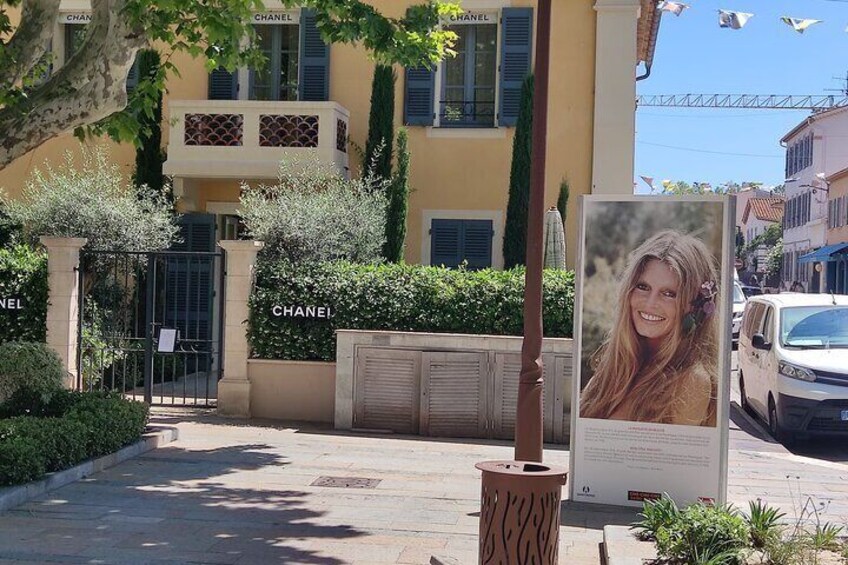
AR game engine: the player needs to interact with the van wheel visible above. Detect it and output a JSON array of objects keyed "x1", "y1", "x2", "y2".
[
  {"x1": 768, "y1": 396, "x2": 794, "y2": 447},
  {"x1": 739, "y1": 372, "x2": 750, "y2": 414}
]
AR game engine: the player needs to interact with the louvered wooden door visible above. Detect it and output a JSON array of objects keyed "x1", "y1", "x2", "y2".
[
  {"x1": 353, "y1": 348, "x2": 421, "y2": 434},
  {"x1": 420, "y1": 352, "x2": 488, "y2": 438},
  {"x1": 491, "y1": 353, "x2": 560, "y2": 442}
]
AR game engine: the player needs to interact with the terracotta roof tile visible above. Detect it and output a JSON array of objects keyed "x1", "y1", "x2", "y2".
[{"x1": 743, "y1": 197, "x2": 784, "y2": 224}]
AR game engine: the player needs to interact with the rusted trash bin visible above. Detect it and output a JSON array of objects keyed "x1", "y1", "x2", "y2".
[{"x1": 476, "y1": 460, "x2": 567, "y2": 565}]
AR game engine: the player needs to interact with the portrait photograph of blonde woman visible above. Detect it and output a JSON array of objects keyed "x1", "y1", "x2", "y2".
[{"x1": 578, "y1": 199, "x2": 726, "y2": 428}]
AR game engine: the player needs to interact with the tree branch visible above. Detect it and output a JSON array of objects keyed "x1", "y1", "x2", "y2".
[
  {"x1": 0, "y1": 0, "x2": 61, "y2": 88},
  {"x1": 0, "y1": 0, "x2": 145, "y2": 169}
]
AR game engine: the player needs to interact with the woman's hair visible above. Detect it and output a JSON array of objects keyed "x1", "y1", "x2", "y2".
[{"x1": 580, "y1": 230, "x2": 719, "y2": 424}]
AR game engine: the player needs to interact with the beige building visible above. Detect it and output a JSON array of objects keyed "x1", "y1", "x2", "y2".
[{"x1": 2, "y1": 0, "x2": 662, "y2": 268}]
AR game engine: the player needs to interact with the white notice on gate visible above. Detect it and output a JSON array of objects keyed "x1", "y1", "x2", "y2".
[{"x1": 158, "y1": 329, "x2": 177, "y2": 353}]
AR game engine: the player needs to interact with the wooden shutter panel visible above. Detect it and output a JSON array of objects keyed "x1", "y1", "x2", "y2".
[
  {"x1": 208, "y1": 68, "x2": 238, "y2": 100},
  {"x1": 420, "y1": 352, "x2": 488, "y2": 438},
  {"x1": 299, "y1": 9, "x2": 330, "y2": 101},
  {"x1": 492, "y1": 352, "x2": 557, "y2": 442},
  {"x1": 498, "y1": 8, "x2": 533, "y2": 127},
  {"x1": 354, "y1": 348, "x2": 421, "y2": 433},
  {"x1": 166, "y1": 214, "x2": 216, "y2": 344},
  {"x1": 404, "y1": 66, "x2": 435, "y2": 126},
  {"x1": 462, "y1": 220, "x2": 493, "y2": 270},
  {"x1": 430, "y1": 219, "x2": 462, "y2": 267}
]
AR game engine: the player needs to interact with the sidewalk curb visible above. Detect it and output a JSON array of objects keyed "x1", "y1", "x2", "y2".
[
  {"x1": 0, "y1": 426, "x2": 178, "y2": 513},
  {"x1": 602, "y1": 525, "x2": 656, "y2": 565}
]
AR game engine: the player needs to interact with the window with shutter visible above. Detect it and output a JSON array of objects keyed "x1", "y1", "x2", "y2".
[
  {"x1": 439, "y1": 23, "x2": 497, "y2": 127},
  {"x1": 430, "y1": 218, "x2": 493, "y2": 269},
  {"x1": 250, "y1": 23, "x2": 299, "y2": 101},
  {"x1": 208, "y1": 68, "x2": 239, "y2": 100},
  {"x1": 404, "y1": 66, "x2": 436, "y2": 126}
]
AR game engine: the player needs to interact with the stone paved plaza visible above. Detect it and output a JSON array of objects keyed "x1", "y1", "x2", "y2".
[{"x1": 0, "y1": 402, "x2": 846, "y2": 564}]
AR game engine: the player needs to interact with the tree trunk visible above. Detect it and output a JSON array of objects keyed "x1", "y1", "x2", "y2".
[{"x1": 0, "y1": 0, "x2": 145, "y2": 170}]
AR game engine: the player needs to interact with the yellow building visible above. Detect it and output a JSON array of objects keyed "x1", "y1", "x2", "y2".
[{"x1": 1, "y1": 0, "x2": 661, "y2": 268}]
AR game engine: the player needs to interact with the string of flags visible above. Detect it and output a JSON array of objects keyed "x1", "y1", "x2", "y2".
[{"x1": 657, "y1": 1, "x2": 836, "y2": 33}]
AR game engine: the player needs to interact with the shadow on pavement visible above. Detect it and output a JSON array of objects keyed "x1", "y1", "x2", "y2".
[
  {"x1": 2, "y1": 441, "x2": 365, "y2": 564},
  {"x1": 560, "y1": 500, "x2": 640, "y2": 529}
]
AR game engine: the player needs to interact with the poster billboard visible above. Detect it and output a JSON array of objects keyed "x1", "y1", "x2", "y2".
[{"x1": 569, "y1": 195, "x2": 734, "y2": 507}]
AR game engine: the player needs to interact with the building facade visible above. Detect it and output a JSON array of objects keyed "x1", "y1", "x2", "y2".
[
  {"x1": 780, "y1": 106, "x2": 848, "y2": 292},
  {"x1": 1, "y1": 0, "x2": 661, "y2": 268},
  {"x1": 740, "y1": 196, "x2": 783, "y2": 287},
  {"x1": 823, "y1": 167, "x2": 848, "y2": 294}
]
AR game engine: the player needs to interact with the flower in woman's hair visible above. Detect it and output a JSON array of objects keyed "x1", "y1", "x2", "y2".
[{"x1": 702, "y1": 300, "x2": 716, "y2": 316}]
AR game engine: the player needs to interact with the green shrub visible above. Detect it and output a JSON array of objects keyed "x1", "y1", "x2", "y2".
[
  {"x1": 652, "y1": 503, "x2": 749, "y2": 564},
  {"x1": 0, "y1": 392, "x2": 149, "y2": 486},
  {"x1": 249, "y1": 261, "x2": 574, "y2": 360},
  {"x1": 744, "y1": 499, "x2": 785, "y2": 549},
  {"x1": 0, "y1": 244, "x2": 47, "y2": 343},
  {"x1": 239, "y1": 161, "x2": 387, "y2": 264},
  {"x1": 632, "y1": 494, "x2": 680, "y2": 541},
  {"x1": 0, "y1": 342, "x2": 65, "y2": 403},
  {"x1": 5, "y1": 149, "x2": 178, "y2": 253}
]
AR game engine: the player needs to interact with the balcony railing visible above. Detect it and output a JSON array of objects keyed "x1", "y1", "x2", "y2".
[
  {"x1": 438, "y1": 100, "x2": 496, "y2": 128},
  {"x1": 164, "y1": 100, "x2": 350, "y2": 179}
]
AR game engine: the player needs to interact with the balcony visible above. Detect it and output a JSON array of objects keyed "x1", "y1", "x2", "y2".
[{"x1": 163, "y1": 100, "x2": 350, "y2": 179}]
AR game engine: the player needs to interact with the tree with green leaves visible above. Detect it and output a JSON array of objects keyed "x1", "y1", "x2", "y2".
[
  {"x1": 364, "y1": 64, "x2": 395, "y2": 184},
  {"x1": 503, "y1": 74, "x2": 533, "y2": 269},
  {"x1": 557, "y1": 180, "x2": 569, "y2": 224},
  {"x1": 132, "y1": 48, "x2": 164, "y2": 195},
  {"x1": 383, "y1": 128, "x2": 410, "y2": 263},
  {"x1": 0, "y1": 0, "x2": 460, "y2": 170}
]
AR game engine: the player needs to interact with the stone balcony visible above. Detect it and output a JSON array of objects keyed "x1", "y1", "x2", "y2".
[{"x1": 163, "y1": 100, "x2": 350, "y2": 180}]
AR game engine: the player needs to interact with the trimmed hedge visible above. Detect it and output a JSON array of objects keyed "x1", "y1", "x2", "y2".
[
  {"x1": 249, "y1": 261, "x2": 574, "y2": 361},
  {"x1": 0, "y1": 244, "x2": 47, "y2": 343},
  {"x1": 0, "y1": 391, "x2": 149, "y2": 486}
]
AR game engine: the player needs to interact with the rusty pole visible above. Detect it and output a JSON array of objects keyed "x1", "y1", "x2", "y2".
[{"x1": 514, "y1": 0, "x2": 551, "y2": 463}]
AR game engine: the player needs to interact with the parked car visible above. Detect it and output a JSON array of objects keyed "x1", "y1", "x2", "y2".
[
  {"x1": 738, "y1": 293, "x2": 848, "y2": 444},
  {"x1": 740, "y1": 285, "x2": 763, "y2": 299},
  {"x1": 732, "y1": 281, "x2": 746, "y2": 346}
]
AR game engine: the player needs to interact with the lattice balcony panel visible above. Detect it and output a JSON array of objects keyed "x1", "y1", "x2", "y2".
[
  {"x1": 336, "y1": 119, "x2": 348, "y2": 153},
  {"x1": 184, "y1": 114, "x2": 244, "y2": 146},
  {"x1": 259, "y1": 115, "x2": 320, "y2": 148}
]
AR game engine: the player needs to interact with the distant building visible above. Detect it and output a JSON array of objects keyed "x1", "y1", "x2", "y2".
[
  {"x1": 780, "y1": 106, "x2": 848, "y2": 292},
  {"x1": 740, "y1": 196, "x2": 784, "y2": 286},
  {"x1": 823, "y1": 167, "x2": 848, "y2": 294},
  {"x1": 735, "y1": 186, "x2": 773, "y2": 235}
]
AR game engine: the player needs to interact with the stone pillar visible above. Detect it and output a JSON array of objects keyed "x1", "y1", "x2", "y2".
[
  {"x1": 217, "y1": 240, "x2": 264, "y2": 418},
  {"x1": 591, "y1": 0, "x2": 640, "y2": 195},
  {"x1": 40, "y1": 237, "x2": 88, "y2": 389}
]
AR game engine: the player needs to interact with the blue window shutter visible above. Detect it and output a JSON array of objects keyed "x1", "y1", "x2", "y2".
[
  {"x1": 498, "y1": 7, "x2": 533, "y2": 127},
  {"x1": 404, "y1": 66, "x2": 435, "y2": 126},
  {"x1": 461, "y1": 220, "x2": 493, "y2": 270},
  {"x1": 208, "y1": 68, "x2": 238, "y2": 100},
  {"x1": 299, "y1": 9, "x2": 330, "y2": 101},
  {"x1": 431, "y1": 219, "x2": 462, "y2": 267},
  {"x1": 171, "y1": 213, "x2": 216, "y2": 253}
]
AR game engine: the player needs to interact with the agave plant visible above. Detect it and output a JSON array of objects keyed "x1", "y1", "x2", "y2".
[{"x1": 744, "y1": 499, "x2": 786, "y2": 549}]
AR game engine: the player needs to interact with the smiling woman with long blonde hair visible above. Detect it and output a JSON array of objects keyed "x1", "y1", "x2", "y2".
[{"x1": 580, "y1": 230, "x2": 720, "y2": 426}]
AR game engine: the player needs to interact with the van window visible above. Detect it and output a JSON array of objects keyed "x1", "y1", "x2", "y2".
[
  {"x1": 762, "y1": 307, "x2": 774, "y2": 343},
  {"x1": 743, "y1": 302, "x2": 765, "y2": 337}
]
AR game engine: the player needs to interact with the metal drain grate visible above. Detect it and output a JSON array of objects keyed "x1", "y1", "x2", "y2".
[{"x1": 311, "y1": 476, "x2": 381, "y2": 489}]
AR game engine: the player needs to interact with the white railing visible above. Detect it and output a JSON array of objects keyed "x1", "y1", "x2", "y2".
[{"x1": 164, "y1": 100, "x2": 350, "y2": 179}]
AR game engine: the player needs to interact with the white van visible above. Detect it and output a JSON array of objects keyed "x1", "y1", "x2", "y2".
[
  {"x1": 732, "y1": 281, "x2": 746, "y2": 345},
  {"x1": 738, "y1": 293, "x2": 848, "y2": 444}
]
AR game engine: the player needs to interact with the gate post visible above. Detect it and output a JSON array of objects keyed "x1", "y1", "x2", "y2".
[
  {"x1": 217, "y1": 240, "x2": 264, "y2": 418},
  {"x1": 39, "y1": 237, "x2": 88, "y2": 389}
]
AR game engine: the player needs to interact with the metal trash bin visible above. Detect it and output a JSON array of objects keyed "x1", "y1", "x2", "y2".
[{"x1": 476, "y1": 460, "x2": 568, "y2": 565}]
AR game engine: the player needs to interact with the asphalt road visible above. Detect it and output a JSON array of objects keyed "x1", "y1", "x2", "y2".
[{"x1": 729, "y1": 350, "x2": 848, "y2": 463}]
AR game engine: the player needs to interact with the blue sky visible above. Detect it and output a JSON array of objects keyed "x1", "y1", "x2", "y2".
[{"x1": 635, "y1": 0, "x2": 848, "y2": 193}]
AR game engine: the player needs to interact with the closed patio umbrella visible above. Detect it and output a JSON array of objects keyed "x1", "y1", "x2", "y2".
[{"x1": 542, "y1": 206, "x2": 565, "y2": 269}]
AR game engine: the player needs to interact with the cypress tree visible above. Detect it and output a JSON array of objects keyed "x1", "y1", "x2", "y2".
[
  {"x1": 383, "y1": 128, "x2": 410, "y2": 262},
  {"x1": 502, "y1": 75, "x2": 534, "y2": 269},
  {"x1": 364, "y1": 64, "x2": 396, "y2": 185},
  {"x1": 557, "y1": 180, "x2": 569, "y2": 224},
  {"x1": 133, "y1": 49, "x2": 165, "y2": 195}
]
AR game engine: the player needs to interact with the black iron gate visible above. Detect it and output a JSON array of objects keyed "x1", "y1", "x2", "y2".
[{"x1": 77, "y1": 249, "x2": 225, "y2": 406}]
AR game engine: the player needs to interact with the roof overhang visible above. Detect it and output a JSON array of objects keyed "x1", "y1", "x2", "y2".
[{"x1": 636, "y1": 0, "x2": 662, "y2": 71}]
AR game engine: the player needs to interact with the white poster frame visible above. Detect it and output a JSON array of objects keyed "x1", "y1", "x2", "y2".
[{"x1": 568, "y1": 194, "x2": 735, "y2": 508}]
